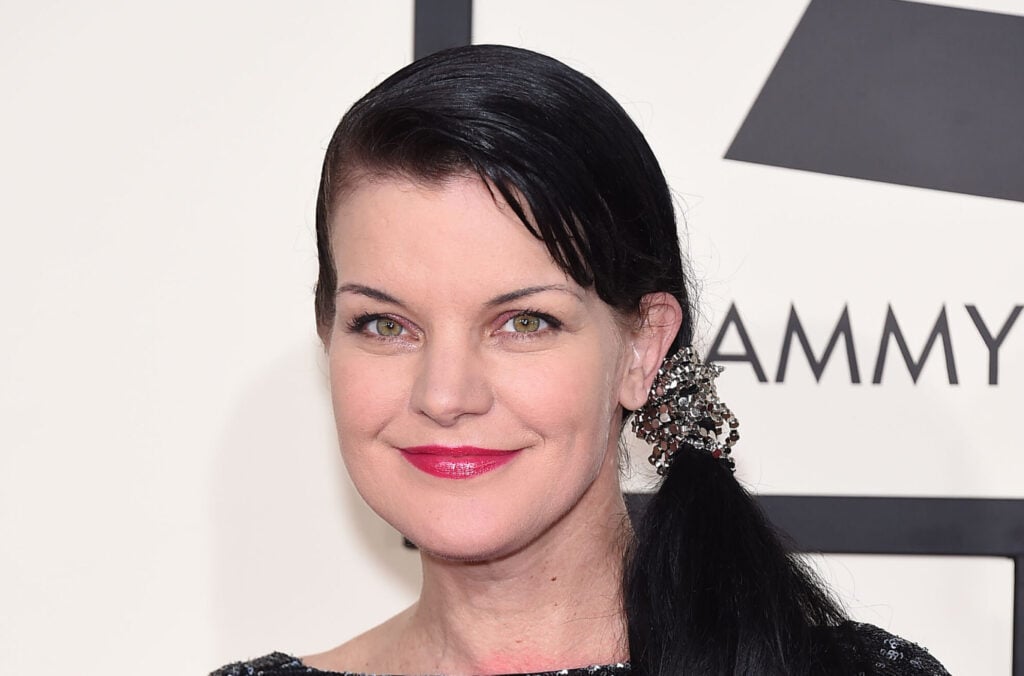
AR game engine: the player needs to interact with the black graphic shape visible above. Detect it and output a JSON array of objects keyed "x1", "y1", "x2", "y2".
[
  {"x1": 726, "y1": 0, "x2": 1024, "y2": 203},
  {"x1": 625, "y1": 493, "x2": 1024, "y2": 675},
  {"x1": 414, "y1": 0, "x2": 473, "y2": 60}
]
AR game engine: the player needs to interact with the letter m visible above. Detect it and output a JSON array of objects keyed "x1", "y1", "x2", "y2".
[
  {"x1": 872, "y1": 305, "x2": 958, "y2": 384},
  {"x1": 775, "y1": 305, "x2": 860, "y2": 383}
]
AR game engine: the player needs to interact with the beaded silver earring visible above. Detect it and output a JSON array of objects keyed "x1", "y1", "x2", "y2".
[{"x1": 631, "y1": 346, "x2": 739, "y2": 475}]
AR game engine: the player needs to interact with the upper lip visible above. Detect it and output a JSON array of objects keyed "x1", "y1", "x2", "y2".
[{"x1": 399, "y1": 445, "x2": 519, "y2": 456}]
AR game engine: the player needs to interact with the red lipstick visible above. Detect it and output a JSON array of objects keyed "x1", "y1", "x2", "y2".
[{"x1": 399, "y1": 445, "x2": 520, "y2": 479}]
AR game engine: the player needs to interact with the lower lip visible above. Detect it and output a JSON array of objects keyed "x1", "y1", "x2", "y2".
[{"x1": 399, "y1": 447, "x2": 520, "y2": 479}]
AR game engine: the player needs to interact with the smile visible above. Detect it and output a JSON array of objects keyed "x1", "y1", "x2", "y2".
[{"x1": 399, "y1": 445, "x2": 521, "y2": 479}]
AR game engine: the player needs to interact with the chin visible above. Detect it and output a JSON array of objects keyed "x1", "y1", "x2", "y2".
[
  {"x1": 399, "y1": 508, "x2": 546, "y2": 563},
  {"x1": 413, "y1": 540, "x2": 511, "y2": 563}
]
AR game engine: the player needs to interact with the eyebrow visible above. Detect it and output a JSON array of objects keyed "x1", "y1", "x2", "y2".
[
  {"x1": 336, "y1": 283, "x2": 407, "y2": 308},
  {"x1": 484, "y1": 285, "x2": 581, "y2": 307},
  {"x1": 336, "y1": 283, "x2": 580, "y2": 309}
]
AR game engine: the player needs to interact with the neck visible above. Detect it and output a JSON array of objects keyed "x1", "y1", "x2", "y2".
[{"x1": 403, "y1": 471, "x2": 631, "y2": 675}]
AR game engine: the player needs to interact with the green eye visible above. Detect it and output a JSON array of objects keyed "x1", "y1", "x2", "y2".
[
  {"x1": 511, "y1": 314, "x2": 542, "y2": 333},
  {"x1": 375, "y1": 318, "x2": 403, "y2": 336}
]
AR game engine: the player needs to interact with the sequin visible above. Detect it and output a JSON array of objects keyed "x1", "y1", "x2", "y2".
[
  {"x1": 209, "y1": 655, "x2": 629, "y2": 676},
  {"x1": 210, "y1": 621, "x2": 949, "y2": 675}
]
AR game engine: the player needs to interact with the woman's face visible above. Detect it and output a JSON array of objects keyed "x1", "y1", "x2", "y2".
[{"x1": 326, "y1": 175, "x2": 638, "y2": 561}]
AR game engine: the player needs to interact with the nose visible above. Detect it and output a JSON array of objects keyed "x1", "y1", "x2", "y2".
[{"x1": 409, "y1": 336, "x2": 494, "y2": 426}]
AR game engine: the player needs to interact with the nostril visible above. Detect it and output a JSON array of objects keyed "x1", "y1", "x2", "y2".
[{"x1": 409, "y1": 348, "x2": 493, "y2": 424}]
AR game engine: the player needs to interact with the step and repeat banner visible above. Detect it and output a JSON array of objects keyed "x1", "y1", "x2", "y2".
[
  {"x1": 1, "y1": 2, "x2": 1019, "y2": 675},
  {"x1": 469, "y1": 4, "x2": 1020, "y2": 675}
]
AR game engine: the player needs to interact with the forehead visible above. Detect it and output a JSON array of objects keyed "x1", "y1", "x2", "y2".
[{"x1": 329, "y1": 175, "x2": 575, "y2": 295}]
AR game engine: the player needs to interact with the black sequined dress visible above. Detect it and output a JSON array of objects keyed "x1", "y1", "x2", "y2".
[{"x1": 211, "y1": 621, "x2": 950, "y2": 676}]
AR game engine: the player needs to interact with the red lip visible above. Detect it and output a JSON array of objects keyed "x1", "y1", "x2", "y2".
[{"x1": 399, "y1": 445, "x2": 520, "y2": 479}]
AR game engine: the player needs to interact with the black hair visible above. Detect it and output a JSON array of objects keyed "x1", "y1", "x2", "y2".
[{"x1": 314, "y1": 44, "x2": 847, "y2": 675}]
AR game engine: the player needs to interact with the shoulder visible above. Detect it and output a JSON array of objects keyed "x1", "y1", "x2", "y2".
[
  {"x1": 209, "y1": 651, "x2": 341, "y2": 676},
  {"x1": 824, "y1": 621, "x2": 951, "y2": 676},
  {"x1": 213, "y1": 609, "x2": 413, "y2": 676}
]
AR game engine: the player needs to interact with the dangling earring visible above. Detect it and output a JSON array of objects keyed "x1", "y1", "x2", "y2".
[{"x1": 631, "y1": 346, "x2": 739, "y2": 475}]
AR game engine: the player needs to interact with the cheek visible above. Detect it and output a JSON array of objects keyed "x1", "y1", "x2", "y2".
[
  {"x1": 328, "y1": 349, "x2": 408, "y2": 447},
  {"x1": 496, "y1": 341, "x2": 624, "y2": 452},
  {"x1": 327, "y1": 348, "x2": 415, "y2": 511}
]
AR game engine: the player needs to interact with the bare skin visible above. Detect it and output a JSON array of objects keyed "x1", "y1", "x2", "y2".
[
  {"x1": 305, "y1": 176, "x2": 680, "y2": 676},
  {"x1": 306, "y1": 445, "x2": 629, "y2": 675}
]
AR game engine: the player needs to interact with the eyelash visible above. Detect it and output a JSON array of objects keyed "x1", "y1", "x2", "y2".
[
  {"x1": 344, "y1": 309, "x2": 563, "y2": 341},
  {"x1": 499, "y1": 309, "x2": 563, "y2": 337},
  {"x1": 346, "y1": 312, "x2": 409, "y2": 339}
]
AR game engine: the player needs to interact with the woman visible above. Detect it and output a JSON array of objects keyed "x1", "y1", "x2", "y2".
[{"x1": 214, "y1": 45, "x2": 949, "y2": 675}]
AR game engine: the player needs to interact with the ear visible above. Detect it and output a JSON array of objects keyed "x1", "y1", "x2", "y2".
[{"x1": 618, "y1": 292, "x2": 683, "y2": 410}]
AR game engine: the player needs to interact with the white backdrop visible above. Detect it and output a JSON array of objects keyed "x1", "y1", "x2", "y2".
[{"x1": 1, "y1": 2, "x2": 1020, "y2": 675}]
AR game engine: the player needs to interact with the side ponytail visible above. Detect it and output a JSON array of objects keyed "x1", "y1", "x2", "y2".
[{"x1": 624, "y1": 447, "x2": 847, "y2": 675}]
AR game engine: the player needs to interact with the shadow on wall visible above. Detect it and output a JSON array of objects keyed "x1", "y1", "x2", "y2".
[{"x1": 210, "y1": 342, "x2": 420, "y2": 658}]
